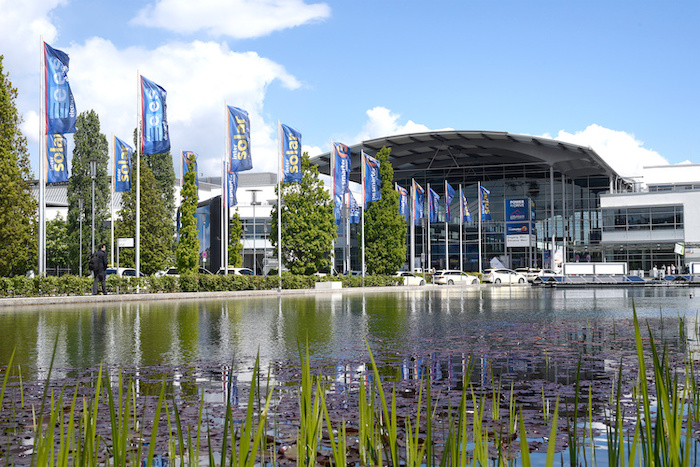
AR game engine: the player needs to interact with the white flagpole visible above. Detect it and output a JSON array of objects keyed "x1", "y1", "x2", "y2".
[
  {"x1": 110, "y1": 134, "x2": 115, "y2": 267},
  {"x1": 39, "y1": 39, "x2": 46, "y2": 276},
  {"x1": 330, "y1": 141, "x2": 336, "y2": 274},
  {"x1": 277, "y1": 122, "x2": 282, "y2": 287},
  {"x1": 410, "y1": 180, "x2": 415, "y2": 273},
  {"x1": 427, "y1": 183, "x2": 432, "y2": 273},
  {"x1": 221, "y1": 159, "x2": 226, "y2": 273},
  {"x1": 345, "y1": 191, "x2": 350, "y2": 273},
  {"x1": 459, "y1": 184, "x2": 463, "y2": 272},
  {"x1": 478, "y1": 181, "x2": 483, "y2": 274},
  {"x1": 361, "y1": 151, "x2": 366, "y2": 281},
  {"x1": 135, "y1": 74, "x2": 141, "y2": 279},
  {"x1": 444, "y1": 180, "x2": 449, "y2": 270}
]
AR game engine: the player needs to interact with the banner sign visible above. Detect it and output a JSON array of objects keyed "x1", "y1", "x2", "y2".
[
  {"x1": 114, "y1": 136, "x2": 133, "y2": 192},
  {"x1": 445, "y1": 182, "x2": 455, "y2": 220},
  {"x1": 505, "y1": 222, "x2": 534, "y2": 248},
  {"x1": 140, "y1": 76, "x2": 170, "y2": 155},
  {"x1": 44, "y1": 42, "x2": 76, "y2": 134},
  {"x1": 281, "y1": 123, "x2": 302, "y2": 183},
  {"x1": 348, "y1": 192, "x2": 361, "y2": 224},
  {"x1": 333, "y1": 142, "x2": 350, "y2": 197},
  {"x1": 334, "y1": 194, "x2": 342, "y2": 225},
  {"x1": 413, "y1": 181, "x2": 424, "y2": 225},
  {"x1": 429, "y1": 187, "x2": 440, "y2": 223},
  {"x1": 227, "y1": 170, "x2": 238, "y2": 207},
  {"x1": 480, "y1": 185, "x2": 491, "y2": 221},
  {"x1": 228, "y1": 106, "x2": 252, "y2": 172},
  {"x1": 506, "y1": 198, "x2": 533, "y2": 222},
  {"x1": 397, "y1": 184, "x2": 409, "y2": 222},
  {"x1": 363, "y1": 152, "x2": 381, "y2": 206},
  {"x1": 461, "y1": 190, "x2": 472, "y2": 223},
  {"x1": 182, "y1": 151, "x2": 199, "y2": 189},
  {"x1": 46, "y1": 134, "x2": 68, "y2": 183}
]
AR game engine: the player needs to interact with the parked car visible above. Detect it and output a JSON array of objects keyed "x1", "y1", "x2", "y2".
[
  {"x1": 482, "y1": 268, "x2": 527, "y2": 284},
  {"x1": 216, "y1": 267, "x2": 254, "y2": 275},
  {"x1": 106, "y1": 267, "x2": 145, "y2": 278},
  {"x1": 527, "y1": 268, "x2": 559, "y2": 282},
  {"x1": 432, "y1": 270, "x2": 479, "y2": 285},
  {"x1": 155, "y1": 267, "x2": 212, "y2": 277},
  {"x1": 394, "y1": 271, "x2": 426, "y2": 286}
]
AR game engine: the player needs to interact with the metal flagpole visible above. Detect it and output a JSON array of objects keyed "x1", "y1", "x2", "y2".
[
  {"x1": 427, "y1": 183, "x2": 432, "y2": 273},
  {"x1": 39, "y1": 39, "x2": 46, "y2": 275},
  {"x1": 410, "y1": 180, "x2": 415, "y2": 272},
  {"x1": 459, "y1": 185, "x2": 463, "y2": 272},
  {"x1": 110, "y1": 134, "x2": 115, "y2": 267},
  {"x1": 361, "y1": 151, "x2": 366, "y2": 282},
  {"x1": 478, "y1": 181, "x2": 483, "y2": 274},
  {"x1": 135, "y1": 73, "x2": 141, "y2": 279},
  {"x1": 445, "y1": 180, "x2": 449, "y2": 270},
  {"x1": 330, "y1": 140, "x2": 336, "y2": 274},
  {"x1": 345, "y1": 192, "x2": 350, "y2": 273},
  {"x1": 221, "y1": 160, "x2": 226, "y2": 273},
  {"x1": 277, "y1": 122, "x2": 282, "y2": 288}
]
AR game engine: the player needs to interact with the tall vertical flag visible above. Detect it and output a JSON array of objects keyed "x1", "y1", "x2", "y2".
[
  {"x1": 44, "y1": 43, "x2": 77, "y2": 135},
  {"x1": 114, "y1": 137, "x2": 133, "y2": 192},
  {"x1": 281, "y1": 123, "x2": 302, "y2": 183},
  {"x1": 348, "y1": 192, "x2": 361, "y2": 224},
  {"x1": 480, "y1": 185, "x2": 491, "y2": 221},
  {"x1": 413, "y1": 181, "x2": 424, "y2": 225},
  {"x1": 428, "y1": 187, "x2": 440, "y2": 223},
  {"x1": 444, "y1": 182, "x2": 455, "y2": 270},
  {"x1": 461, "y1": 189, "x2": 472, "y2": 223},
  {"x1": 46, "y1": 134, "x2": 69, "y2": 183},
  {"x1": 140, "y1": 76, "x2": 170, "y2": 155},
  {"x1": 397, "y1": 184, "x2": 409, "y2": 222},
  {"x1": 363, "y1": 152, "x2": 382, "y2": 208},
  {"x1": 333, "y1": 142, "x2": 351, "y2": 225},
  {"x1": 227, "y1": 170, "x2": 238, "y2": 207},
  {"x1": 182, "y1": 151, "x2": 199, "y2": 189},
  {"x1": 228, "y1": 106, "x2": 252, "y2": 172}
]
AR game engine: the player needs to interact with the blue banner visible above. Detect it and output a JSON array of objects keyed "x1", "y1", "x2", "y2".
[
  {"x1": 281, "y1": 123, "x2": 302, "y2": 183},
  {"x1": 333, "y1": 142, "x2": 350, "y2": 197},
  {"x1": 44, "y1": 43, "x2": 76, "y2": 134},
  {"x1": 334, "y1": 194, "x2": 342, "y2": 225},
  {"x1": 429, "y1": 187, "x2": 440, "y2": 223},
  {"x1": 182, "y1": 151, "x2": 199, "y2": 189},
  {"x1": 413, "y1": 181, "x2": 424, "y2": 225},
  {"x1": 506, "y1": 198, "x2": 531, "y2": 222},
  {"x1": 227, "y1": 170, "x2": 238, "y2": 207},
  {"x1": 397, "y1": 184, "x2": 409, "y2": 222},
  {"x1": 228, "y1": 106, "x2": 252, "y2": 172},
  {"x1": 445, "y1": 182, "x2": 455, "y2": 220},
  {"x1": 480, "y1": 185, "x2": 491, "y2": 221},
  {"x1": 46, "y1": 134, "x2": 68, "y2": 183},
  {"x1": 348, "y1": 192, "x2": 361, "y2": 224},
  {"x1": 140, "y1": 76, "x2": 170, "y2": 155},
  {"x1": 114, "y1": 137, "x2": 133, "y2": 192},
  {"x1": 461, "y1": 190, "x2": 472, "y2": 223},
  {"x1": 363, "y1": 152, "x2": 381, "y2": 207}
]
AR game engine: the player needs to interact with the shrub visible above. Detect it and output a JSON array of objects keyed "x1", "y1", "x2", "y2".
[{"x1": 179, "y1": 272, "x2": 199, "y2": 292}]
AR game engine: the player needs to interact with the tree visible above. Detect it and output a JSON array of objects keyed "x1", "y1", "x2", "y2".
[
  {"x1": 66, "y1": 110, "x2": 109, "y2": 273},
  {"x1": 270, "y1": 153, "x2": 336, "y2": 275},
  {"x1": 116, "y1": 162, "x2": 175, "y2": 274},
  {"x1": 0, "y1": 56, "x2": 37, "y2": 276},
  {"x1": 175, "y1": 159, "x2": 199, "y2": 274},
  {"x1": 132, "y1": 128, "x2": 177, "y2": 217},
  {"x1": 228, "y1": 209, "x2": 243, "y2": 267},
  {"x1": 365, "y1": 147, "x2": 407, "y2": 275},
  {"x1": 46, "y1": 213, "x2": 70, "y2": 271}
]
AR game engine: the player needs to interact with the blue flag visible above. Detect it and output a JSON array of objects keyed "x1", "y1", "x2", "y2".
[
  {"x1": 114, "y1": 136, "x2": 133, "y2": 192},
  {"x1": 140, "y1": 76, "x2": 170, "y2": 155},
  {"x1": 413, "y1": 181, "x2": 424, "y2": 225},
  {"x1": 227, "y1": 170, "x2": 238, "y2": 207},
  {"x1": 348, "y1": 192, "x2": 361, "y2": 224},
  {"x1": 44, "y1": 43, "x2": 76, "y2": 134},
  {"x1": 334, "y1": 194, "x2": 343, "y2": 225},
  {"x1": 333, "y1": 142, "x2": 351, "y2": 197},
  {"x1": 281, "y1": 123, "x2": 302, "y2": 183},
  {"x1": 182, "y1": 151, "x2": 199, "y2": 189},
  {"x1": 397, "y1": 184, "x2": 409, "y2": 222},
  {"x1": 480, "y1": 185, "x2": 491, "y2": 221},
  {"x1": 228, "y1": 106, "x2": 252, "y2": 172},
  {"x1": 461, "y1": 190, "x2": 472, "y2": 223},
  {"x1": 363, "y1": 152, "x2": 381, "y2": 207},
  {"x1": 429, "y1": 187, "x2": 440, "y2": 223},
  {"x1": 46, "y1": 134, "x2": 68, "y2": 183},
  {"x1": 445, "y1": 182, "x2": 455, "y2": 220}
]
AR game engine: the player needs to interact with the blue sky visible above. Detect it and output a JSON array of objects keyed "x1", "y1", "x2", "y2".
[{"x1": 2, "y1": 0, "x2": 699, "y2": 180}]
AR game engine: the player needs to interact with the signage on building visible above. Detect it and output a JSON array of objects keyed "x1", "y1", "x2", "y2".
[{"x1": 505, "y1": 198, "x2": 535, "y2": 247}]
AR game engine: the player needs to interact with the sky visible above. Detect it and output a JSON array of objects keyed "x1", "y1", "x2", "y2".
[{"x1": 2, "y1": 0, "x2": 699, "y2": 181}]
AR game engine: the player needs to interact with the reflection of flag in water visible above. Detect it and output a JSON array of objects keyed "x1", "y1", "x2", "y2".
[
  {"x1": 44, "y1": 42, "x2": 76, "y2": 134},
  {"x1": 348, "y1": 192, "x2": 361, "y2": 224},
  {"x1": 363, "y1": 152, "x2": 381, "y2": 207},
  {"x1": 396, "y1": 184, "x2": 409, "y2": 222},
  {"x1": 227, "y1": 170, "x2": 238, "y2": 207},
  {"x1": 140, "y1": 76, "x2": 170, "y2": 155},
  {"x1": 228, "y1": 105, "x2": 252, "y2": 172},
  {"x1": 182, "y1": 151, "x2": 199, "y2": 189},
  {"x1": 46, "y1": 134, "x2": 69, "y2": 183},
  {"x1": 480, "y1": 185, "x2": 491, "y2": 221},
  {"x1": 445, "y1": 182, "x2": 455, "y2": 220},
  {"x1": 461, "y1": 190, "x2": 472, "y2": 223},
  {"x1": 114, "y1": 137, "x2": 133, "y2": 192},
  {"x1": 413, "y1": 181, "x2": 424, "y2": 225},
  {"x1": 429, "y1": 187, "x2": 440, "y2": 223}
]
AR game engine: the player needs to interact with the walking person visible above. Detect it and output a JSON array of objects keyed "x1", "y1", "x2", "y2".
[{"x1": 90, "y1": 244, "x2": 108, "y2": 295}]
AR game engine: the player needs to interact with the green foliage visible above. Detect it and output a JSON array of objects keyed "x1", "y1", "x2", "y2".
[
  {"x1": 178, "y1": 271, "x2": 199, "y2": 292},
  {"x1": 66, "y1": 110, "x2": 110, "y2": 274},
  {"x1": 46, "y1": 213, "x2": 70, "y2": 269},
  {"x1": 176, "y1": 159, "x2": 199, "y2": 274},
  {"x1": 0, "y1": 56, "x2": 37, "y2": 276},
  {"x1": 116, "y1": 162, "x2": 174, "y2": 275},
  {"x1": 365, "y1": 147, "x2": 407, "y2": 275},
  {"x1": 228, "y1": 208, "x2": 243, "y2": 268},
  {"x1": 270, "y1": 153, "x2": 337, "y2": 275}
]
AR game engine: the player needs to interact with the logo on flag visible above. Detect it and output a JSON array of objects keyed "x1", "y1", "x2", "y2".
[
  {"x1": 44, "y1": 43, "x2": 76, "y2": 134},
  {"x1": 227, "y1": 170, "x2": 238, "y2": 207},
  {"x1": 228, "y1": 106, "x2": 252, "y2": 172},
  {"x1": 281, "y1": 123, "x2": 302, "y2": 183},
  {"x1": 429, "y1": 188, "x2": 440, "y2": 223},
  {"x1": 397, "y1": 184, "x2": 409, "y2": 222},
  {"x1": 348, "y1": 192, "x2": 361, "y2": 224},
  {"x1": 461, "y1": 190, "x2": 472, "y2": 223},
  {"x1": 46, "y1": 134, "x2": 68, "y2": 183},
  {"x1": 413, "y1": 181, "x2": 424, "y2": 225},
  {"x1": 445, "y1": 182, "x2": 455, "y2": 220},
  {"x1": 363, "y1": 153, "x2": 381, "y2": 207},
  {"x1": 114, "y1": 137, "x2": 133, "y2": 192},
  {"x1": 480, "y1": 185, "x2": 491, "y2": 221},
  {"x1": 140, "y1": 76, "x2": 170, "y2": 155},
  {"x1": 334, "y1": 194, "x2": 343, "y2": 225},
  {"x1": 333, "y1": 142, "x2": 351, "y2": 198}
]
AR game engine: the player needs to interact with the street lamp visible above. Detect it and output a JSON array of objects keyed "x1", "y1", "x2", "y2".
[
  {"x1": 89, "y1": 158, "x2": 98, "y2": 254},
  {"x1": 246, "y1": 189, "x2": 261, "y2": 275}
]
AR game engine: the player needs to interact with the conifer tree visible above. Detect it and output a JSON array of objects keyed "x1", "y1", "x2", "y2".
[
  {"x1": 0, "y1": 56, "x2": 38, "y2": 276},
  {"x1": 228, "y1": 209, "x2": 243, "y2": 268},
  {"x1": 176, "y1": 159, "x2": 199, "y2": 274}
]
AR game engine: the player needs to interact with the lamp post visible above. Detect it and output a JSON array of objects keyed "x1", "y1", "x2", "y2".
[
  {"x1": 89, "y1": 158, "x2": 98, "y2": 253},
  {"x1": 247, "y1": 189, "x2": 261, "y2": 275}
]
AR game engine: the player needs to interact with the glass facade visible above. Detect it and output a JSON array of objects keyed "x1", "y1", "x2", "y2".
[{"x1": 602, "y1": 205, "x2": 683, "y2": 232}]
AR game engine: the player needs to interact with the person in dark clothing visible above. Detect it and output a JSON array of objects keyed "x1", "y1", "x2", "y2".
[{"x1": 92, "y1": 244, "x2": 108, "y2": 295}]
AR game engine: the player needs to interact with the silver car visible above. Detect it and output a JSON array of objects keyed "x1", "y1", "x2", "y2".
[
  {"x1": 482, "y1": 268, "x2": 527, "y2": 284},
  {"x1": 433, "y1": 270, "x2": 480, "y2": 285},
  {"x1": 394, "y1": 271, "x2": 426, "y2": 286}
]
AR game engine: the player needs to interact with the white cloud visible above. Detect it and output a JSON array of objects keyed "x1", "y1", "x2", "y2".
[
  {"x1": 131, "y1": 0, "x2": 331, "y2": 38},
  {"x1": 547, "y1": 124, "x2": 669, "y2": 177},
  {"x1": 355, "y1": 106, "x2": 449, "y2": 142}
]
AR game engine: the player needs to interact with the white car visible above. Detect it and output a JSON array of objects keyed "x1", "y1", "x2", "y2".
[
  {"x1": 433, "y1": 270, "x2": 480, "y2": 285},
  {"x1": 528, "y1": 269, "x2": 559, "y2": 282},
  {"x1": 482, "y1": 268, "x2": 527, "y2": 284},
  {"x1": 106, "y1": 267, "x2": 145, "y2": 278},
  {"x1": 155, "y1": 267, "x2": 213, "y2": 277},
  {"x1": 394, "y1": 271, "x2": 426, "y2": 286},
  {"x1": 216, "y1": 267, "x2": 254, "y2": 275}
]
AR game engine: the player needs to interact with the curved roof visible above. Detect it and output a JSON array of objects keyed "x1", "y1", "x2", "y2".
[{"x1": 313, "y1": 130, "x2": 619, "y2": 188}]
